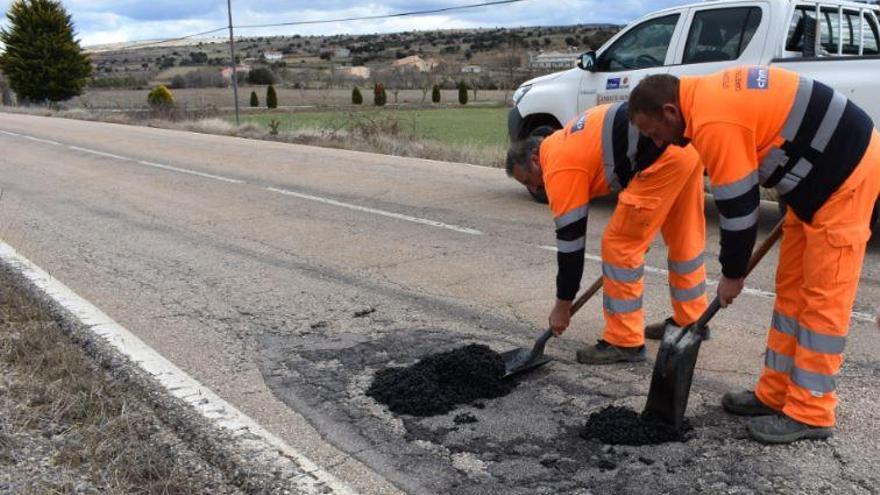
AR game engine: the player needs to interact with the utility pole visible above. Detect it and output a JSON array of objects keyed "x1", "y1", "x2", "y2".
[{"x1": 227, "y1": 0, "x2": 240, "y2": 126}]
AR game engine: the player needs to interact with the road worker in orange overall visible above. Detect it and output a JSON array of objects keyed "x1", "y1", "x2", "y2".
[
  {"x1": 506, "y1": 102, "x2": 707, "y2": 364},
  {"x1": 629, "y1": 65, "x2": 880, "y2": 444}
]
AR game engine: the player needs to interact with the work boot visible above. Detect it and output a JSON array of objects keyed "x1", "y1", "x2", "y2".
[
  {"x1": 747, "y1": 414, "x2": 834, "y2": 444},
  {"x1": 645, "y1": 318, "x2": 674, "y2": 340},
  {"x1": 644, "y1": 318, "x2": 711, "y2": 341},
  {"x1": 576, "y1": 340, "x2": 646, "y2": 365},
  {"x1": 721, "y1": 390, "x2": 777, "y2": 416}
]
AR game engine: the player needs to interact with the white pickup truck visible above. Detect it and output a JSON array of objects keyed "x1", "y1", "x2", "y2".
[{"x1": 508, "y1": 0, "x2": 880, "y2": 208}]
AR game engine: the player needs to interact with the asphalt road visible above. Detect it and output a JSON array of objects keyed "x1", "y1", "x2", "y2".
[{"x1": 1, "y1": 112, "x2": 879, "y2": 494}]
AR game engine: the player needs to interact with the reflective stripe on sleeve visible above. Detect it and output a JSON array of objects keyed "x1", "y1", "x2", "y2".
[
  {"x1": 719, "y1": 207, "x2": 759, "y2": 231},
  {"x1": 557, "y1": 237, "x2": 585, "y2": 253},
  {"x1": 775, "y1": 158, "x2": 813, "y2": 195},
  {"x1": 759, "y1": 146, "x2": 788, "y2": 184},
  {"x1": 554, "y1": 204, "x2": 589, "y2": 229},
  {"x1": 811, "y1": 90, "x2": 847, "y2": 152},
  {"x1": 781, "y1": 77, "x2": 813, "y2": 141},
  {"x1": 626, "y1": 122, "x2": 639, "y2": 164},
  {"x1": 712, "y1": 171, "x2": 759, "y2": 200},
  {"x1": 601, "y1": 102, "x2": 623, "y2": 192}
]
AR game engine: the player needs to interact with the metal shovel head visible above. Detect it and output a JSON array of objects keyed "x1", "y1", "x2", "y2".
[
  {"x1": 501, "y1": 347, "x2": 552, "y2": 378},
  {"x1": 643, "y1": 323, "x2": 706, "y2": 429}
]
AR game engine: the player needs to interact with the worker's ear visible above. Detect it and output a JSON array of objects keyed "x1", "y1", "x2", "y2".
[{"x1": 661, "y1": 102, "x2": 682, "y2": 123}]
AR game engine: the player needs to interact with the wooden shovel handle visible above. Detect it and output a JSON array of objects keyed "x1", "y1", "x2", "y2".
[
  {"x1": 570, "y1": 275, "x2": 604, "y2": 316},
  {"x1": 695, "y1": 219, "x2": 784, "y2": 331}
]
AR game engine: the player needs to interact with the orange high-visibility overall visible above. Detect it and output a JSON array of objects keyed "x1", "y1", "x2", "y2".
[
  {"x1": 541, "y1": 102, "x2": 707, "y2": 347},
  {"x1": 679, "y1": 65, "x2": 880, "y2": 426}
]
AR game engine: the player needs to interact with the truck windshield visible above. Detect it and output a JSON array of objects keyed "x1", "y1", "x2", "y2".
[{"x1": 598, "y1": 14, "x2": 679, "y2": 71}]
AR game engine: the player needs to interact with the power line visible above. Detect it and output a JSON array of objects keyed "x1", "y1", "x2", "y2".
[
  {"x1": 235, "y1": 0, "x2": 530, "y2": 29},
  {"x1": 93, "y1": 0, "x2": 531, "y2": 52}
]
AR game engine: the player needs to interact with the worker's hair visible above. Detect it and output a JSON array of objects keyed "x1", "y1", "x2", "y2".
[
  {"x1": 505, "y1": 136, "x2": 543, "y2": 177},
  {"x1": 628, "y1": 74, "x2": 681, "y2": 119}
]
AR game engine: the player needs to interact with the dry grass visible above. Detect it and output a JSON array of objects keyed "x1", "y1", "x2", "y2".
[
  {"x1": 2, "y1": 105, "x2": 506, "y2": 168},
  {"x1": 0, "y1": 269, "x2": 238, "y2": 494}
]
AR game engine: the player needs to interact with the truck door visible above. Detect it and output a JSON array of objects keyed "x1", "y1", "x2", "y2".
[
  {"x1": 578, "y1": 12, "x2": 685, "y2": 112},
  {"x1": 669, "y1": 3, "x2": 768, "y2": 77}
]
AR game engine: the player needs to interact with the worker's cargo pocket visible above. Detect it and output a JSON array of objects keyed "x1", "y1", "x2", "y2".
[
  {"x1": 611, "y1": 192, "x2": 663, "y2": 238},
  {"x1": 825, "y1": 225, "x2": 871, "y2": 285}
]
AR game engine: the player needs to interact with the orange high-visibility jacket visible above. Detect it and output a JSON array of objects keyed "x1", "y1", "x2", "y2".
[
  {"x1": 680, "y1": 65, "x2": 874, "y2": 278},
  {"x1": 540, "y1": 102, "x2": 665, "y2": 300}
]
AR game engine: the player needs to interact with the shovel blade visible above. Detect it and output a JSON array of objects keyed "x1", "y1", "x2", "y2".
[
  {"x1": 643, "y1": 323, "x2": 705, "y2": 429},
  {"x1": 501, "y1": 347, "x2": 552, "y2": 378}
]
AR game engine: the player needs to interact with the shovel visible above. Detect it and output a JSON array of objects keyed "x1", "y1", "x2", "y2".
[
  {"x1": 502, "y1": 276, "x2": 604, "y2": 378},
  {"x1": 643, "y1": 219, "x2": 784, "y2": 428}
]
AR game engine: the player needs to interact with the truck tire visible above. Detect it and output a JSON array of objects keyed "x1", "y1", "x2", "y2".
[{"x1": 523, "y1": 124, "x2": 560, "y2": 204}]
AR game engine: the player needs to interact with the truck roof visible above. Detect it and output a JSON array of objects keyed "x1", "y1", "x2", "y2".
[{"x1": 646, "y1": 0, "x2": 880, "y2": 17}]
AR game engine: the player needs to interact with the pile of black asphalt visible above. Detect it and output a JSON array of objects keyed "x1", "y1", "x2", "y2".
[
  {"x1": 580, "y1": 405, "x2": 691, "y2": 445},
  {"x1": 366, "y1": 344, "x2": 515, "y2": 416}
]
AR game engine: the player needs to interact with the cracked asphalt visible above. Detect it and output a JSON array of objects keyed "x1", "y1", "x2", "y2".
[{"x1": 1, "y1": 112, "x2": 879, "y2": 494}]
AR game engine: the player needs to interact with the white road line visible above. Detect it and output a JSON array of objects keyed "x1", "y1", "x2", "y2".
[
  {"x1": 0, "y1": 240, "x2": 358, "y2": 495},
  {"x1": 24, "y1": 135, "x2": 60, "y2": 145},
  {"x1": 138, "y1": 160, "x2": 244, "y2": 184},
  {"x1": 68, "y1": 145, "x2": 131, "y2": 161},
  {"x1": 538, "y1": 245, "x2": 874, "y2": 323},
  {"x1": 267, "y1": 186, "x2": 484, "y2": 235},
  {"x1": 0, "y1": 130, "x2": 20, "y2": 137}
]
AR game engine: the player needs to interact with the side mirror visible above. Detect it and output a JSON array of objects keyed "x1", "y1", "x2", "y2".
[{"x1": 577, "y1": 51, "x2": 598, "y2": 72}]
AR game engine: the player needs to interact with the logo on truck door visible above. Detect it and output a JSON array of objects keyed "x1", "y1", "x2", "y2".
[
  {"x1": 747, "y1": 67, "x2": 769, "y2": 90},
  {"x1": 606, "y1": 76, "x2": 630, "y2": 90}
]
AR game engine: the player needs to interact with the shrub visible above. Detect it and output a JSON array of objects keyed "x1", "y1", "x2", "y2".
[
  {"x1": 458, "y1": 81, "x2": 469, "y2": 105},
  {"x1": 248, "y1": 67, "x2": 276, "y2": 85},
  {"x1": 373, "y1": 83, "x2": 386, "y2": 106},
  {"x1": 147, "y1": 85, "x2": 174, "y2": 107},
  {"x1": 249, "y1": 91, "x2": 259, "y2": 107},
  {"x1": 169, "y1": 74, "x2": 186, "y2": 89},
  {"x1": 431, "y1": 85, "x2": 441, "y2": 103},
  {"x1": 352, "y1": 86, "x2": 363, "y2": 105},
  {"x1": 266, "y1": 85, "x2": 278, "y2": 109}
]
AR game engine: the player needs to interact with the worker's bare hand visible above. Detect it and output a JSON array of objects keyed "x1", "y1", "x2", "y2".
[
  {"x1": 717, "y1": 276, "x2": 745, "y2": 308},
  {"x1": 549, "y1": 299, "x2": 573, "y2": 336}
]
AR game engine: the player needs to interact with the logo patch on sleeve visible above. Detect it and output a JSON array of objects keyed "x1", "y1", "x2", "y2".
[
  {"x1": 571, "y1": 115, "x2": 587, "y2": 133},
  {"x1": 747, "y1": 67, "x2": 769, "y2": 90}
]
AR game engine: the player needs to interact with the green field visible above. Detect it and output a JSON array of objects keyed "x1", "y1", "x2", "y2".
[{"x1": 235, "y1": 106, "x2": 510, "y2": 148}]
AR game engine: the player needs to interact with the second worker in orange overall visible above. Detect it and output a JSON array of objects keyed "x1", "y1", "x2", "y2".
[
  {"x1": 506, "y1": 102, "x2": 707, "y2": 364},
  {"x1": 629, "y1": 65, "x2": 880, "y2": 444}
]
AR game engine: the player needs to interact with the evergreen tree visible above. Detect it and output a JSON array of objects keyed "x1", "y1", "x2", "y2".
[
  {"x1": 373, "y1": 83, "x2": 386, "y2": 106},
  {"x1": 431, "y1": 85, "x2": 441, "y2": 104},
  {"x1": 249, "y1": 90, "x2": 259, "y2": 107},
  {"x1": 0, "y1": 0, "x2": 92, "y2": 103},
  {"x1": 266, "y1": 84, "x2": 277, "y2": 109},
  {"x1": 352, "y1": 86, "x2": 363, "y2": 105},
  {"x1": 458, "y1": 81, "x2": 469, "y2": 105}
]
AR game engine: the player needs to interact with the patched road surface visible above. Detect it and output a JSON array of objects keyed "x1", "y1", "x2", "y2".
[{"x1": 2, "y1": 113, "x2": 879, "y2": 494}]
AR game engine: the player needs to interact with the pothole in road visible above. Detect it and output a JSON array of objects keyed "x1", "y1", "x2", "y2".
[
  {"x1": 366, "y1": 344, "x2": 515, "y2": 417},
  {"x1": 580, "y1": 405, "x2": 691, "y2": 445}
]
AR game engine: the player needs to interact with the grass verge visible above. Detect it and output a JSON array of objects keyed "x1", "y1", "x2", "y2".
[{"x1": 0, "y1": 266, "x2": 240, "y2": 494}]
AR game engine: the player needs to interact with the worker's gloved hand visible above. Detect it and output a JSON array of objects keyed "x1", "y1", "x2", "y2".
[
  {"x1": 717, "y1": 276, "x2": 745, "y2": 308},
  {"x1": 549, "y1": 299, "x2": 573, "y2": 336}
]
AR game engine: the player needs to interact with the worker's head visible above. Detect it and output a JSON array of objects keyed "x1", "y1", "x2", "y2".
[
  {"x1": 629, "y1": 74, "x2": 688, "y2": 148},
  {"x1": 506, "y1": 137, "x2": 544, "y2": 188}
]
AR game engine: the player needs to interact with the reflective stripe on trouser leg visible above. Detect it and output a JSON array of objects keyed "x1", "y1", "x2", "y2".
[
  {"x1": 661, "y1": 155, "x2": 708, "y2": 327},
  {"x1": 756, "y1": 212, "x2": 804, "y2": 412},
  {"x1": 600, "y1": 233, "x2": 647, "y2": 349}
]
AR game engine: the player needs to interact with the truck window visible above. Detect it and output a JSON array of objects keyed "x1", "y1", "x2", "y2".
[
  {"x1": 863, "y1": 11, "x2": 880, "y2": 54},
  {"x1": 787, "y1": 5, "x2": 880, "y2": 56},
  {"x1": 597, "y1": 14, "x2": 679, "y2": 71},
  {"x1": 683, "y1": 7, "x2": 762, "y2": 64}
]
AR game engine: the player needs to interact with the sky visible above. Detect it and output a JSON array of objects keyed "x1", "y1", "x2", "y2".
[{"x1": 0, "y1": 0, "x2": 687, "y2": 46}]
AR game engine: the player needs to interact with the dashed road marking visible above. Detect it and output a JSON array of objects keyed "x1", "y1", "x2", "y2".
[{"x1": 267, "y1": 186, "x2": 484, "y2": 235}]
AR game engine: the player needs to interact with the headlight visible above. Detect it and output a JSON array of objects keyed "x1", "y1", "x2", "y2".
[{"x1": 512, "y1": 84, "x2": 532, "y2": 105}]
